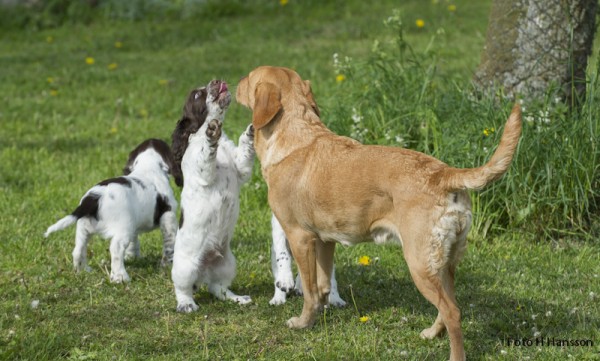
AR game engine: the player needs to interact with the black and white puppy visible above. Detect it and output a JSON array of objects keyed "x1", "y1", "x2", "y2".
[
  {"x1": 171, "y1": 80, "x2": 255, "y2": 312},
  {"x1": 44, "y1": 139, "x2": 181, "y2": 283},
  {"x1": 269, "y1": 214, "x2": 346, "y2": 307}
]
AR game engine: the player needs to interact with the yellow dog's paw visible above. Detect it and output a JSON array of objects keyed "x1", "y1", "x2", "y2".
[{"x1": 286, "y1": 316, "x2": 312, "y2": 329}]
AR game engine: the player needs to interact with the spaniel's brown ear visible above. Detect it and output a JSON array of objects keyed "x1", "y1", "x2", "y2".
[
  {"x1": 253, "y1": 82, "x2": 281, "y2": 130},
  {"x1": 303, "y1": 80, "x2": 320, "y2": 117}
]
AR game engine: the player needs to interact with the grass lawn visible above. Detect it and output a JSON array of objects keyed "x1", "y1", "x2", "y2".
[{"x1": 1, "y1": 0, "x2": 599, "y2": 360}]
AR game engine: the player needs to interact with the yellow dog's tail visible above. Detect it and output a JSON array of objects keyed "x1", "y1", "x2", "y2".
[{"x1": 437, "y1": 103, "x2": 522, "y2": 191}]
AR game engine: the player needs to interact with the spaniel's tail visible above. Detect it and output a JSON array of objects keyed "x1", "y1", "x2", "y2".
[
  {"x1": 44, "y1": 215, "x2": 77, "y2": 238},
  {"x1": 436, "y1": 103, "x2": 522, "y2": 191},
  {"x1": 44, "y1": 193, "x2": 100, "y2": 238}
]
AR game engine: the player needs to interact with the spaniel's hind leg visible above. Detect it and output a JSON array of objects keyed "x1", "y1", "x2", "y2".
[
  {"x1": 206, "y1": 245, "x2": 251, "y2": 305},
  {"x1": 109, "y1": 233, "x2": 133, "y2": 283},
  {"x1": 73, "y1": 218, "x2": 94, "y2": 273},
  {"x1": 172, "y1": 247, "x2": 200, "y2": 313},
  {"x1": 159, "y1": 210, "x2": 178, "y2": 267},
  {"x1": 125, "y1": 236, "x2": 141, "y2": 261}
]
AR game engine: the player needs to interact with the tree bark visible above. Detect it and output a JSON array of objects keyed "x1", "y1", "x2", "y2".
[{"x1": 474, "y1": 0, "x2": 597, "y2": 105}]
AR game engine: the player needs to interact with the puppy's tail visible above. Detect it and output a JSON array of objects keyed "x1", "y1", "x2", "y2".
[
  {"x1": 44, "y1": 193, "x2": 100, "y2": 238},
  {"x1": 436, "y1": 103, "x2": 522, "y2": 191},
  {"x1": 44, "y1": 215, "x2": 77, "y2": 238}
]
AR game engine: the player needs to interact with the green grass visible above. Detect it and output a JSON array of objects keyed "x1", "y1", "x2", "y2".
[{"x1": 1, "y1": 1, "x2": 599, "y2": 360}]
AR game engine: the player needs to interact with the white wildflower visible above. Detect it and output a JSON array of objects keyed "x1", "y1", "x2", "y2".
[
  {"x1": 332, "y1": 53, "x2": 341, "y2": 73},
  {"x1": 538, "y1": 110, "x2": 550, "y2": 124},
  {"x1": 531, "y1": 314, "x2": 537, "y2": 320},
  {"x1": 400, "y1": 350, "x2": 408, "y2": 357},
  {"x1": 524, "y1": 115, "x2": 535, "y2": 125},
  {"x1": 395, "y1": 135, "x2": 406, "y2": 147},
  {"x1": 351, "y1": 108, "x2": 363, "y2": 124},
  {"x1": 569, "y1": 307, "x2": 578, "y2": 315},
  {"x1": 31, "y1": 300, "x2": 40, "y2": 309},
  {"x1": 589, "y1": 291, "x2": 596, "y2": 300},
  {"x1": 500, "y1": 349, "x2": 507, "y2": 355},
  {"x1": 545, "y1": 310, "x2": 552, "y2": 317}
]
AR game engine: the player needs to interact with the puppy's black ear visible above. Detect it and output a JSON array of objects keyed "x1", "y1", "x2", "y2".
[
  {"x1": 171, "y1": 117, "x2": 189, "y2": 187},
  {"x1": 171, "y1": 117, "x2": 199, "y2": 187},
  {"x1": 161, "y1": 147, "x2": 183, "y2": 187},
  {"x1": 122, "y1": 146, "x2": 138, "y2": 175}
]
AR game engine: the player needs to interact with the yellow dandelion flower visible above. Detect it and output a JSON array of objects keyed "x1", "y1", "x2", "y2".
[
  {"x1": 358, "y1": 255, "x2": 371, "y2": 266},
  {"x1": 115, "y1": 41, "x2": 123, "y2": 48},
  {"x1": 158, "y1": 79, "x2": 169, "y2": 86},
  {"x1": 359, "y1": 316, "x2": 370, "y2": 323},
  {"x1": 49, "y1": 90, "x2": 58, "y2": 96},
  {"x1": 448, "y1": 4, "x2": 457, "y2": 12},
  {"x1": 47, "y1": 77, "x2": 55, "y2": 84},
  {"x1": 336, "y1": 74, "x2": 346, "y2": 83},
  {"x1": 46, "y1": 36, "x2": 54, "y2": 43},
  {"x1": 483, "y1": 127, "x2": 496, "y2": 137},
  {"x1": 85, "y1": 57, "x2": 95, "y2": 65},
  {"x1": 280, "y1": 0, "x2": 288, "y2": 5},
  {"x1": 110, "y1": 127, "x2": 118, "y2": 134},
  {"x1": 107, "y1": 63, "x2": 118, "y2": 70},
  {"x1": 415, "y1": 19, "x2": 425, "y2": 28}
]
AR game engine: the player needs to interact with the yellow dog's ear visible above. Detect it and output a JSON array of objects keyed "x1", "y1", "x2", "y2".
[
  {"x1": 253, "y1": 82, "x2": 282, "y2": 130},
  {"x1": 303, "y1": 80, "x2": 320, "y2": 117}
]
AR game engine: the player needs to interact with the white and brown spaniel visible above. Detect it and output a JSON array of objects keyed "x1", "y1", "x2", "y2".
[
  {"x1": 44, "y1": 139, "x2": 181, "y2": 283},
  {"x1": 170, "y1": 80, "x2": 255, "y2": 312}
]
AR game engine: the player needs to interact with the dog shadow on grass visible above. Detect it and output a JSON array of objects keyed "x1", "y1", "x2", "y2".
[{"x1": 312, "y1": 263, "x2": 597, "y2": 358}]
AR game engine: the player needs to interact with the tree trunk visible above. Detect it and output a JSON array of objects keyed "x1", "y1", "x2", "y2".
[{"x1": 474, "y1": 0, "x2": 597, "y2": 105}]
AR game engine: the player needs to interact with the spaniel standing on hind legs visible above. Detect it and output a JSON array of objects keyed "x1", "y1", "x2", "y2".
[
  {"x1": 236, "y1": 66, "x2": 522, "y2": 361},
  {"x1": 170, "y1": 80, "x2": 255, "y2": 312}
]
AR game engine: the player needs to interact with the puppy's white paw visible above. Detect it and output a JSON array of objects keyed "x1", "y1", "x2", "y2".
[
  {"x1": 110, "y1": 271, "x2": 130, "y2": 283},
  {"x1": 233, "y1": 295, "x2": 252, "y2": 305},
  {"x1": 74, "y1": 261, "x2": 90, "y2": 273},
  {"x1": 328, "y1": 293, "x2": 347, "y2": 308},
  {"x1": 206, "y1": 119, "x2": 222, "y2": 145},
  {"x1": 177, "y1": 303, "x2": 199, "y2": 313},
  {"x1": 269, "y1": 288, "x2": 287, "y2": 306},
  {"x1": 244, "y1": 124, "x2": 254, "y2": 140},
  {"x1": 275, "y1": 273, "x2": 295, "y2": 293}
]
